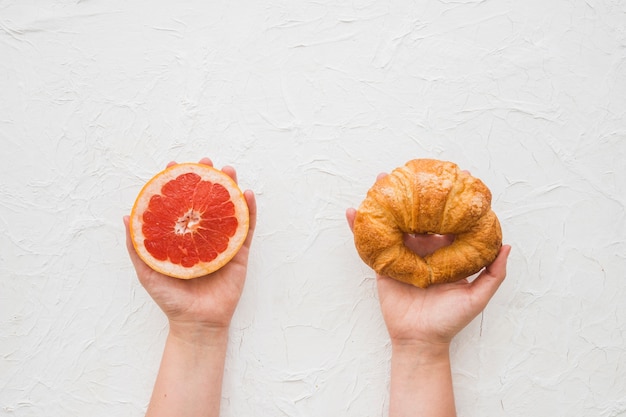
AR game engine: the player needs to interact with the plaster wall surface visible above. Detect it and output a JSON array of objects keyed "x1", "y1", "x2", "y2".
[{"x1": 1, "y1": 1, "x2": 625, "y2": 416}]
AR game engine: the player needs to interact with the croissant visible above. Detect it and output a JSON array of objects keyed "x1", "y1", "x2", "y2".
[{"x1": 353, "y1": 159, "x2": 502, "y2": 288}]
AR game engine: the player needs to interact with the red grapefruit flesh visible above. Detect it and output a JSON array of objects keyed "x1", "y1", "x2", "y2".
[{"x1": 129, "y1": 163, "x2": 249, "y2": 279}]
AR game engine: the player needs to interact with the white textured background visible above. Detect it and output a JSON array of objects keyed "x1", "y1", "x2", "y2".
[{"x1": 1, "y1": 1, "x2": 625, "y2": 416}]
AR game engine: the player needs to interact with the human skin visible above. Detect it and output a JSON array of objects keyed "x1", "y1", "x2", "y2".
[
  {"x1": 346, "y1": 181, "x2": 511, "y2": 417},
  {"x1": 124, "y1": 157, "x2": 257, "y2": 417},
  {"x1": 124, "y1": 162, "x2": 510, "y2": 417}
]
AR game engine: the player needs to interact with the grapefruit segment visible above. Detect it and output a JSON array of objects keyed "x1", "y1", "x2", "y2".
[{"x1": 129, "y1": 163, "x2": 249, "y2": 279}]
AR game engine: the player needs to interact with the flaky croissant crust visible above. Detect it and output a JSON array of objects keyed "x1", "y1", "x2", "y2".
[{"x1": 353, "y1": 159, "x2": 502, "y2": 288}]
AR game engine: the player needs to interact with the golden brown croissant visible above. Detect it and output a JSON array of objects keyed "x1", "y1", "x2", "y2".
[{"x1": 353, "y1": 159, "x2": 502, "y2": 288}]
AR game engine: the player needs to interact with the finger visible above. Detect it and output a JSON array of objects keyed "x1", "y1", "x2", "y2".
[
  {"x1": 483, "y1": 244, "x2": 511, "y2": 280},
  {"x1": 242, "y1": 190, "x2": 257, "y2": 249},
  {"x1": 123, "y1": 215, "x2": 138, "y2": 263},
  {"x1": 221, "y1": 165, "x2": 238, "y2": 184},
  {"x1": 198, "y1": 157, "x2": 213, "y2": 166},
  {"x1": 345, "y1": 208, "x2": 356, "y2": 232},
  {"x1": 166, "y1": 161, "x2": 177, "y2": 168},
  {"x1": 469, "y1": 244, "x2": 511, "y2": 305},
  {"x1": 376, "y1": 172, "x2": 388, "y2": 181}
]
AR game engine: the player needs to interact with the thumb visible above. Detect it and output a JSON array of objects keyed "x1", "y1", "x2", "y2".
[
  {"x1": 469, "y1": 245, "x2": 511, "y2": 307},
  {"x1": 345, "y1": 208, "x2": 356, "y2": 232}
]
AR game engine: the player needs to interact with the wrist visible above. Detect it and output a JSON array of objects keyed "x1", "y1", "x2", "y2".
[
  {"x1": 168, "y1": 321, "x2": 230, "y2": 348},
  {"x1": 391, "y1": 339, "x2": 451, "y2": 364}
]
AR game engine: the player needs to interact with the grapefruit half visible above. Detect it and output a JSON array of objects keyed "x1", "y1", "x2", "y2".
[{"x1": 129, "y1": 163, "x2": 249, "y2": 279}]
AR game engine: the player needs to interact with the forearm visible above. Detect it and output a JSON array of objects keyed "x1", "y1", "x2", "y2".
[
  {"x1": 146, "y1": 325, "x2": 229, "y2": 417},
  {"x1": 388, "y1": 342, "x2": 456, "y2": 417}
]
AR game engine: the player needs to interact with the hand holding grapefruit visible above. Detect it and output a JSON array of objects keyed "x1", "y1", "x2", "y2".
[{"x1": 124, "y1": 158, "x2": 256, "y2": 330}]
